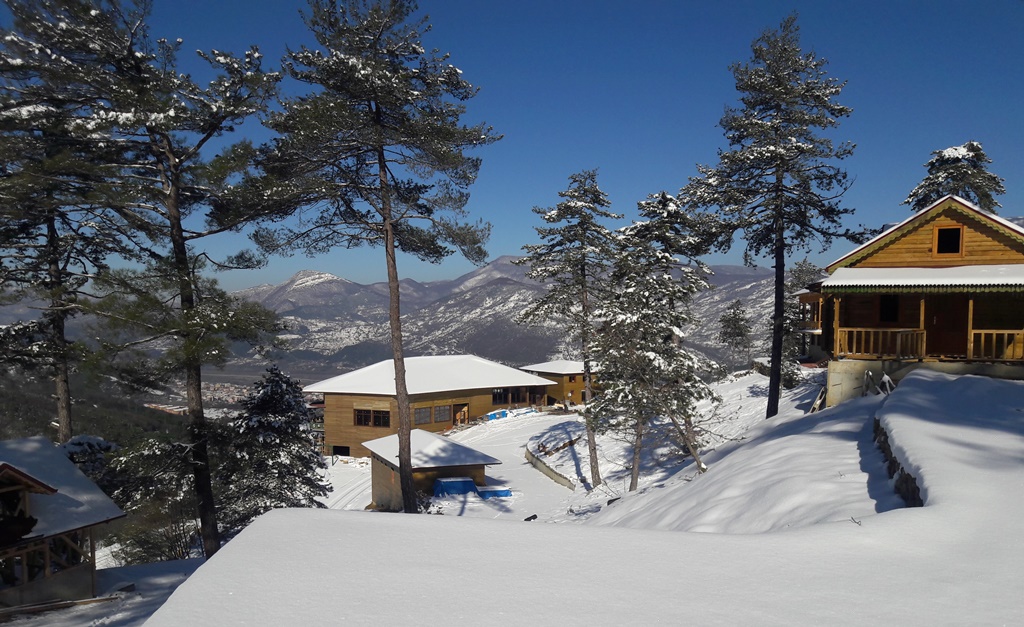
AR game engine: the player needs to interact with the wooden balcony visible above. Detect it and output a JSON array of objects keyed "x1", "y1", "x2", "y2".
[{"x1": 837, "y1": 327, "x2": 926, "y2": 359}]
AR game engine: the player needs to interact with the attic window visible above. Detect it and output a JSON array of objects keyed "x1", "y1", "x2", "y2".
[{"x1": 934, "y1": 226, "x2": 964, "y2": 256}]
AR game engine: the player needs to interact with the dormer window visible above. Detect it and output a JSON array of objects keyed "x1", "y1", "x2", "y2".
[{"x1": 934, "y1": 225, "x2": 964, "y2": 256}]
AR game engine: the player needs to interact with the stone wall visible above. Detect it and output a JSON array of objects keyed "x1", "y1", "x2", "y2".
[{"x1": 873, "y1": 418, "x2": 923, "y2": 507}]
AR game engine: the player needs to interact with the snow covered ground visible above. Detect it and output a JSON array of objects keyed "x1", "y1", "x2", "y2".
[{"x1": 14, "y1": 368, "x2": 1024, "y2": 624}]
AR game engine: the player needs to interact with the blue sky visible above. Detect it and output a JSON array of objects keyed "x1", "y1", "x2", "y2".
[{"x1": 149, "y1": 1, "x2": 1023, "y2": 289}]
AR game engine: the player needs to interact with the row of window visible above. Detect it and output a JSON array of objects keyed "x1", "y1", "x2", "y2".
[
  {"x1": 491, "y1": 387, "x2": 526, "y2": 404},
  {"x1": 355, "y1": 405, "x2": 454, "y2": 428}
]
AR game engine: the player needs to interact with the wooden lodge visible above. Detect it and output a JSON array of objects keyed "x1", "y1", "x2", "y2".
[
  {"x1": 802, "y1": 196, "x2": 1024, "y2": 406},
  {"x1": 0, "y1": 437, "x2": 124, "y2": 611},
  {"x1": 304, "y1": 355, "x2": 553, "y2": 458},
  {"x1": 520, "y1": 360, "x2": 590, "y2": 406}
]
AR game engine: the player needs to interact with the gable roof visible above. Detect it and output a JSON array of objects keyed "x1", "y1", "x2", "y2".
[
  {"x1": 304, "y1": 355, "x2": 553, "y2": 396},
  {"x1": 0, "y1": 462, "x2": 57, "y2": 495},
  {"x1": 520, "y1": 360, "x2": 585, "y2": 375},
  {"x1": 0, "y1": 436, "x2": 124, "y2": 538},
  {"x1": 827, "y1": 195, "x2": 1024, "y2": 272},
  {"x1": 363, "y1": 429, "x2": 501, "y2": 469}
]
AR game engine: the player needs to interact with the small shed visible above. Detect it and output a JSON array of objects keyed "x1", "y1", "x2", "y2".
[
  {"x1": 0, "y1": 436, "x2": 124, "y2": 609},
  {"x1": 363, "y1": 430, "x2": 502, "y2": 511}
]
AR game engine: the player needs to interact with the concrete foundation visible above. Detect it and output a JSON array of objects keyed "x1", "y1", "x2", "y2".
[{"x1": 826, "y1": 359, "x2": 1024, "y2": 407}]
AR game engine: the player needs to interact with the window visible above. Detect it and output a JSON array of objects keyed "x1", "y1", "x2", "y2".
[
  {"x1": 510, "y1": 388, "x2": 526, "y2": 404},
  {"x1": 879, "y1": 294, "x2": 899, "y2": 324},
  {"x1": 434, "y1": 405, "x2": 452, "y2": 423},
  {"x1": 331, "y1": 445, "x2": 350, "y2": 457},
  {"x1": 568, "y1": 375, "x2": 576, "y2": 382},
  {"x1": 414, "y1": 407, "x2": 432, "y2": 425},
  {"x1": 491, "y1": 388, "x2": 506, "y2": 404},
  {"x1": 356, "y1": 409, "x2": 390, "y2": 427},
  {"x1": 934, "y1": 226, "x2": 963, "y2": 255}
]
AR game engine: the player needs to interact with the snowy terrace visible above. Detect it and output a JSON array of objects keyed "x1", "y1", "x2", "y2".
[{"x1": 136, "y1": 369, "x2": 1024, "y2": 625}]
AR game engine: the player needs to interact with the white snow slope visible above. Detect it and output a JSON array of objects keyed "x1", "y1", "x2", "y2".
[{"x1": 141, "y1": 369, "x2": 1024, "y2": 626}]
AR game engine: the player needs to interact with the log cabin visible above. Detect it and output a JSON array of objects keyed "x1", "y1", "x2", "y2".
[
  {"x1": 304, "y1": 355, "x2": 553, "y2": 458},
  {"x1": 803, "y1": 195, "x2": 1024, "y2": 406}
]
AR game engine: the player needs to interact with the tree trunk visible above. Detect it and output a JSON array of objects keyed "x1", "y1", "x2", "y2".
[
  {"x1": 45, "y1": 212, "x2": 72, "y2": 443},
  {"x1": 579, "y1": 272, "x2": 603, "y2": 488},
  {"x1": 667, "y1": 414, "x2": 707, "y2": 473},
  {"x1": 377, "y1": 145, "x2": 417, "y2": 514},
  {"x1": 766, "y1": 212, "x2": 786, "y2": 419},
  {"x1": 165, "y1": 163, "x2": 220, "y2": 557},
  {"x1": 629, "y1": 418, "x2": 643, "y2": 491}
]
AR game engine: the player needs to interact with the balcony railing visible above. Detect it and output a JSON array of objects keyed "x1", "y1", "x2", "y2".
[
  {"x1": 970, "y1": 330, "x2": 1024, "y2": 361},
  {"x1": 837, "y1": 328, "x2": 926, "y2": 359}
]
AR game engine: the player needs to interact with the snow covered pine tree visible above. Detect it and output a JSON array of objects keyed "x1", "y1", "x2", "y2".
[
  {"x1": 903, "y1": 141, "x2": 1006, "y2": 214},
  {"x1": 216, "y1": 367, "x2": 329, "y2": 536}
]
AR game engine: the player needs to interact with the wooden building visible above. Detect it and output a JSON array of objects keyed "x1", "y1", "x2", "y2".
[
  {"x1": 520, "y1": 360, "x2": 589, "y2": 406},
  {"x1": 362, "y1": 429, "x2": 502, "y2": 511},
  {"x1": 805, "y1": 196, "x2": 1024, "y2": 406},
  {"x1": 305, "y1": 355, "x2": 553, "y2": 458},
  {"x1": 0, "y1": 437, "x2": 124, "y2": 610}
]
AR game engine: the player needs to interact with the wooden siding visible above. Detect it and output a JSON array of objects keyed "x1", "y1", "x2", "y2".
[
  {"x1": 848, "y1": 207, "x2": 1024, "y2": 269},
  {"x1": 369, "y1": 455, "x2": 488, "y2": 511},
  {"x1": 323, "y1": 385, "x2": 548, "y2": 458},
  {"x1": 536, "y1": 373, "x2": 587, "y2": 405}
]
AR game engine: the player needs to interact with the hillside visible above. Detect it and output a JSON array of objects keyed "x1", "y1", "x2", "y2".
[
  {"x1": 104, "y1": 370, "x2": 1023, "y2": 625},
  {"x1": 233, "y1": 257, "x2": 774, "y2": 375}
]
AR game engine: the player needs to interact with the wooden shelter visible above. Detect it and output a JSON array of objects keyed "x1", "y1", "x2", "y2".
[
  {"x1": 807, "y1": 196, "x2": 1024, "y2": 405},
  {"x1": 0, "y1": 437, "x2": 124, "y2": 610},
  {"x1": 362, "y1": 429, "x2": 502, "y2": 511},
  {"x1": 305, "y1": 355, "x2": 552, "y2": 458}
]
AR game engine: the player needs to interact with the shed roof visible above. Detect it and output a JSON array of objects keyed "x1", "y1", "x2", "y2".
[
  {"x1": 0, "y1": 436, "x2": 124, "y2": 538},
  {"x1": 520, "y1": 360, "x2": 585, "y2": 375},
  {"x1": 303, "y1": 355, "x2": 553, "y2": 396},
  {"x1": 821, "y1": 264, "x2": 1024, "y2": 293},
  {"x1": 363, "y1": 429, "x2": 501, "y2": 469}
]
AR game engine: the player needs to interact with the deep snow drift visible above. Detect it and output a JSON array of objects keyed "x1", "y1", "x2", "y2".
[{"x1": 141, "y1": 370, "x2": 1024, "y2": 625}]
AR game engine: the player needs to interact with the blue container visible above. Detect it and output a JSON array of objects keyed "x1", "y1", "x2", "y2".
[
  {"x1": 434, "y1": 477, "x2": 477, "y2": 496},
  {"x1": 477, "y1": 486, "x2": 512, "y2": 499}
]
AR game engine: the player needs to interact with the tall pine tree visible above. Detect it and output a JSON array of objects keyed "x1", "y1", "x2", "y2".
[
  {"x1": 718, "y1": 300, "x2": 752, "y2": 369},
  {"x1": 683, "y1": 15, "x2": 862, "y2": 418},
  {"x1": 903, "y1": 141, "x2": 1005, "y2": 213},
  {"x1": 255, "y1": 0, "x2": 498, "y2": 513},
  {"x1": 515, "y1": 170, "x2": 622, "y2": 489},
  {"x1": 591, "y1": 192, "x2": 716, "y2": 489}
]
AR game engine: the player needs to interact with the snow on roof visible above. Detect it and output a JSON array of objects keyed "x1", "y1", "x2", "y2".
[
  {"x1": 363, "y1": 429, "x2": 501, "y2": 469},
  {"x1": 0, "y1": 436, "x2": 124, "y2": 538},
  {"x1": 520, "y1": 359, "x2": 585, "y2": 375},
  {"x1": 303, "y1": 355, "x2": 553, "y2": 396},
  {"x1": 827, "y1": 195, "x2": 1024, "y2": 270},
  {"x1": 822, "y1": 264, "x2": 1024, "y2": 291}
]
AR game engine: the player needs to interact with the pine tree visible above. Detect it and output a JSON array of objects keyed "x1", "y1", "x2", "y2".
[
  {"x1": 254, "y1": 0, "x2": 498, "y2": 513},
  {"x1": 216, "y1": 366, "x2": 329, "y2": 535},
  {"x1": 591, "y1": 193, "x2": 717, "y2": 490},
  {"x1": 683, "y1": 15, "x2": 862, "y2": 418},
  {"x1": 3, "y1": 0, "x2": 283, "y2": 558},
  {"x1": 515, "y1": 170, "x2": 622, "y2": 489},
  {"x1": 903, "y1": 141, "x2": 1005, "y2": 213},
  {"x1": 0, "y1": 0, "x2": 142, "y2": 443},
  {"x1": 718, "y1": 300, "x2": 752, "y2": 368}
]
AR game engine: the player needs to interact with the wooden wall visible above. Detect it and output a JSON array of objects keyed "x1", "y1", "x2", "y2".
[
  {"x1": 850, "y1": 207, "x2": 1024, "y2": 269},
  {"x1": 323, "y1": 385, "x2": 548, "y2": 458},
  {"x1": 369, "y1": 455, "x2": 488, "y2": 511}
]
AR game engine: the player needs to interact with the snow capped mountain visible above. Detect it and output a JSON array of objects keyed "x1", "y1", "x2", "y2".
[{"x1": 233, "y1": 258, "x2": 775, "y2": 373}]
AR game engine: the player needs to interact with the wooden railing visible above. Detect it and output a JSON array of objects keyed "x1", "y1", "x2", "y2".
[
  {"x1": 837, "y1": 328, "x2": 926, "y2": 359},
  {"x1": 970, "y1": 330, "x2": 1024, "y2": 361}
]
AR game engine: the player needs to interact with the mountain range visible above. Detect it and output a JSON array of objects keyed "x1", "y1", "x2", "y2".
[{"x1": 233, "y1": 256, "x2": 775, "y2": 375}]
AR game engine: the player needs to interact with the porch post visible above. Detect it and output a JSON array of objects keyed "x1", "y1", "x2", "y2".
[
  {"x1": 967, "y1": 296, "x2": 975, "y2": 360},
  {"x1": 919, "y1": 297, "x2": 927, "y2": 357},
  {"x1": 833, "y1": 297, "x2": 842, "y2": 356}
]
